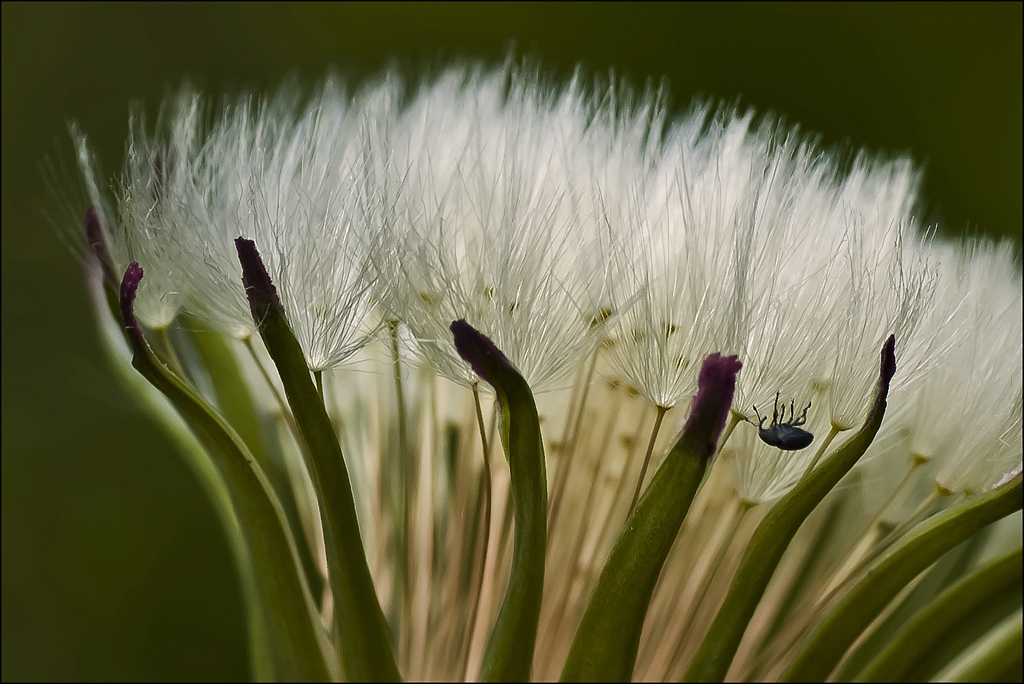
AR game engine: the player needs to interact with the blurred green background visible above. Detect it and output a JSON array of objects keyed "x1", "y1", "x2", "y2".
[{"x1": 2, "y1": 3, "x2": 1020, "y2": 680}]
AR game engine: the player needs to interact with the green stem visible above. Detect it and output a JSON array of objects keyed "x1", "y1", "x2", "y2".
[
  {"x1": 188, "y1": 321, "x2": 325, "y2": 604},
  {"x1": 537, "y1": 385, "x2": 625, "y2": 677},
  {"x1": 759, "y1": 471, "x2": 942, "y2": 676},
  {"x1": 451, "y1": 320, "x2": 548, "y2": 682},
  {"x1": 237, "y1": 239, "x2": 400, "y2": 681},
  {"x1": 560, "y1": 353, "x2": 742, "y2": 682},
  {"x1": 684, "y1": 335, "x2": 897, "y2": 682},
  {"x1": 933, "y1": 608, "x2": 1023, "y2": 683},
  {"x1": 833, "y1": 527, "x2": 991, "y2": 681},
  {"x1": 781, "y1": 474, "x2": 1023, "y2": 681},
  {"x1": 856, "y1": 546, "x2": 1022, "y2": 682},
  {"x1": 747, "y1": 487, "x2": 851, "y2": 679},
  {"x1": 116, "y1": 263, "x2": 333, "y2": 681}
]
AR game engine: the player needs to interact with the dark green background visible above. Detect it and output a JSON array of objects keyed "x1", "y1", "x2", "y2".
[{"x1": 3, "y1": 3, "x2": 1021, "y2": 680}]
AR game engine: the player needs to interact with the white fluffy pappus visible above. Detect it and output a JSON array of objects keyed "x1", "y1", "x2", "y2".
[
  {"x1": 74, "y1": 81, "x2": 386, "y2": 370},
  {"x1": 367, "y1": 65, "x2": 617, "y2": 390}
]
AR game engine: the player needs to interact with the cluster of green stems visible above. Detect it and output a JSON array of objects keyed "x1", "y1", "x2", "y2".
[{"x1": 85, "y1": 218, "x2": 1022, "y2": 682}]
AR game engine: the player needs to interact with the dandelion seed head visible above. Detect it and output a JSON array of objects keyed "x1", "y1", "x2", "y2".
[
  {"x1": 604, "y1": 108, "x2": 766, "y2": 408},
  {"x1": 930, "y1": 244, "x2": 1023, "y2": 494},
  {"x1": 370, "y1": 65, "x2": 612, "y2": 389},
  {"x1": 75, "y1": 82, "x2": 385, "y2": 368},
  {"x1": 63, "y1": 60, "x2": 1024, "y2": 682},
  {"x1": 71, "y1": 94, "x2": 201, "y2": 330}
]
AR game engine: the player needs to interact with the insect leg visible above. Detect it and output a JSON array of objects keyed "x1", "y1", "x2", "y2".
[{"x1": 797, "y1": 401, "x2": 811, "y2": 425}]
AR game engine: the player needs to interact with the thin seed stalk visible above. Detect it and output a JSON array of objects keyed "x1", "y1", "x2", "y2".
[
  {"x1": 460, "y1": 383, "x2": 495, "y2": 681},
  {"x1": 628, "y1": 404, "x2": 669, "y2": 514},
  {"x1": 548, "y1": 347, "x2": 600, "y2": 535},
  {"x1": 388, "y1": 319, "x2": 415, "y2": 666}
]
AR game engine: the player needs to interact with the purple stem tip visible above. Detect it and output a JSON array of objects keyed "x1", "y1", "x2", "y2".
[
  {"x1": 117, "y1": 262, "x2": 154, "y2": 360},
  {"x1": 879, "y1": 334, "x2": 897, "y2": 392},
  {"x1": 867, "y1": 334, "x2": 897, "y2": 426},
  {"x1": 683, "y1": 352, "x2": 743, "y2": 453},
  {"x1": 450, "y1": 319, "x2": 512, "y2": 386},
  {"x1": 235, "y1": 237, "x2": 283, "y2": 319}
]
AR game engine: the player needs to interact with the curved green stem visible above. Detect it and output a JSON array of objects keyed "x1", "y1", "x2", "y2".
[
  {"x1": 116, "y1": 262, "x2": 332, "y2": 681},
  {"x1": 856, "y1": 546, "x2": 1022, "y2": 681},
  {"x1": 560, "y1": 353, "x2": 742, "y2": 682},
  {"x1": 188, "y1": 321, "x2": 326, "y2": 605},
  {"x1": 237, "y1": 239, "x2": 400, "y2": 681},
  {"x1": 934, "y1": 608, "x2": 1023, "y2": 683},
  {"x1": 451, "y1": 320, "x2": 547, "y2": 682},
  {"x1": 781, "y1": 474, "x2": 1023, "y2": 681},
  {"x1": 684, "y1": 335, "x2": 897, "y2": 682}
]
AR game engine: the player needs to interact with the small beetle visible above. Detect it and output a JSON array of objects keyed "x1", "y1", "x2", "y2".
[{"x1": 750, "y1": 392, "x2": 814, "y2": 451}]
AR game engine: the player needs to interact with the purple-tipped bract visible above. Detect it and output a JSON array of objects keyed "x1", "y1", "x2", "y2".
[
  {"x1": 682, "y1": 352, "x2": 743, "y2": 457},
  {"x1": 119, "y1": 262, "x2": 144, "y2": 333},
  {"x1": 867, "y1": 334, "x2": 897, "y2": 425},
  {"x1": 118, "y1": 261, "x2": 155, "y2": 359},
  {"x1": 235, "y1": 237, "x2": 283, "y2": 321},
  {"x1": 450, "y1": 319, "x2": 513, "y2": 386}
]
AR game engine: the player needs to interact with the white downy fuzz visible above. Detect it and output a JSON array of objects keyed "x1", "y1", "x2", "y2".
[
  {"x1": 368, "y1": 66, "x2": 614, "y2": 389},
  {"x1": 930, "y1": 241, "x2": 1023, "y2": 494},
  {"x1": 76, "y1": 82, "x2": 383, "y2": 369},
  {"x1": 598, "y1": 104, "x2": 939, "y2": 503},
  {"x1": 72, "y1": 91, "x2": 207, "y2": 330},
  {"x1": 603, "y1": 107, "x2": 762, "y2": 410}
]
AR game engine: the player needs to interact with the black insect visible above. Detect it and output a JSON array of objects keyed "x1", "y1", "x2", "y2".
[{"x1": 750, "y1": 392, "x2": 814, "y2": 451}]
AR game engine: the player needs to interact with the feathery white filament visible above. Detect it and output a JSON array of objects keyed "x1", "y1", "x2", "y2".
[{"x1": 369, "y1": 66, "x2": 612, "y2": 389}]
